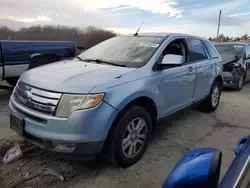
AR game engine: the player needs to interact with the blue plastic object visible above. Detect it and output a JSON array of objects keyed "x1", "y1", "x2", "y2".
[
  {"x1": 235, "y1": 136, "x2": 248, "y2": 155},
  {"x1": 163, "y1": 148, "x2": 221, "y2": 188}
]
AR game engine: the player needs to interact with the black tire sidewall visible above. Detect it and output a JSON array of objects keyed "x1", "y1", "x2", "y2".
[
  {"x1": 6, "y1": 77, "x2": 19, "y2": 87},
  {"x1": 208, "y1": 81, "x2": 221, "y2": 110},
  {"x1": 235, "y1": 74, "x2": 244, "y2": 91},
  {"x1": 111, "y1": 106, "x2": 152, "y2": 167}
]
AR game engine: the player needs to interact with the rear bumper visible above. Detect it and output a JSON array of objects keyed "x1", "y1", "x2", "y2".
[{"x1": 9, "y1": 95, "x2": 118, "y2": 157}]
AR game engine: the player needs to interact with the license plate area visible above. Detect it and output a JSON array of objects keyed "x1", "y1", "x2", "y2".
[{"x1": 10, "y1": 114, "x2": 24, "y2": 136}]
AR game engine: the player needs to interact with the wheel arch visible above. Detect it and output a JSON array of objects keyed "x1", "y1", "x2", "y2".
[
  {"x1": 29, "y1": 54, "x2": 61, "y2": 69},
  {"x1": 214, "y1": 75, "x2": 223, "y2": 89},
  {"x1": 104, "y1": 94, "x2": 159, "y2": 149}
]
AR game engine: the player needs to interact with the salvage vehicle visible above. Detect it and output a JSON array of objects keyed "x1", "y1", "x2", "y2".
[
  {"x1": 0, "y1": 40, "x2": 77, "y2": 86},
  {"x1": 214, "y1": 42, "x2": 250, "y2": 90},
  {"x1": 163, "y1": 135, "x2": 250, "y2": 188},
  {"x1": 9, "y1": 33, "x2": 223, "y2": 167}
]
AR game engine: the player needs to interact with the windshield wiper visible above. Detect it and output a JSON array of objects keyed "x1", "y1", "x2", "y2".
[
  {"x1": 75, "y1": 56, "x2": 86, "y2": 62},
  {"x1": 81, "y1": 58, "x2": 127, "y2": 67}
]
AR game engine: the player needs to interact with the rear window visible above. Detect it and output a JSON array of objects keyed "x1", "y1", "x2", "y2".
[
  {"x1": 203, "y1": 41, "x2": 219, "y2": 58},
  {"x1": 188, "y1": 39, "x2": 208, "y2": 62}
]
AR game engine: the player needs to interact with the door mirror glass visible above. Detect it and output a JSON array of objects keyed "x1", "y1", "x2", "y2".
[{"x1": 162, "y1": 54, "x2": 183, "y2": 65}]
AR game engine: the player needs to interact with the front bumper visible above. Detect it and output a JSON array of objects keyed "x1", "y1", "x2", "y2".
[
  {"x1": 223, "y1": 71, "x2": 240, "y2": 88},
  {"x1": 9, "y1": 95, "x2": 118, "y2": 157}
]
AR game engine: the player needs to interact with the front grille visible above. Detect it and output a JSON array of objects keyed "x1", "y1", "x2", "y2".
[{"x1": 13, "y1": 81, "x2": 62, "y2": 115}]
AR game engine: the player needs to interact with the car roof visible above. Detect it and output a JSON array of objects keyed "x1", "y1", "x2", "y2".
[
  {"x1": 122, "y1": 33, "x2": 208, "y2": 40},
  {"x1": 214, "y1": 42, "x2": 249, "y2": 46}
]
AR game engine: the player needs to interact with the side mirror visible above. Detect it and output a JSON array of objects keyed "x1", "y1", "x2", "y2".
[
  {"x1": 162, "y1": 54, "x2": 183, "y2": 65},
  {"x1": 163, "y1": 148, "x2": 222, "y2": 188}
]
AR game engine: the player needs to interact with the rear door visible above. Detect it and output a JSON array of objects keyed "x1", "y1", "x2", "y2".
[{"x1": 187, "y1": 38, "x2": 215, "y2": 101}]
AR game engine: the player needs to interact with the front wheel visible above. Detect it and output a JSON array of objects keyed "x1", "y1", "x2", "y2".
[
  {"x1": 198, "y1": 81, "x2": 222, "y2": 112},
  {"x1": 105, "y1": 105, "x2": 152, "y2": 167},
  {"x1": 235, "y1": 74, "x2": 244, "y2": 91}
]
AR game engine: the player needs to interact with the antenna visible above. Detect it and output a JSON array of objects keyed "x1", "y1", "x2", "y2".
[{"x1": 134, "y1": 22, "x2": 144, "y2": 36}]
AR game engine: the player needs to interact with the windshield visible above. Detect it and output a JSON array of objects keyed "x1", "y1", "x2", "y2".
[
  {"x1": 214, "y1": 44, "x2": 244, "y2": 61},
  {"x1": 78, "y1": 36, "x2": 165, "y2": 68}
]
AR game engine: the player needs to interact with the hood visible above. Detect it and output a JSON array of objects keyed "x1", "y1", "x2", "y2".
[{"x1": 20, "y1": 59, "x2": 135, "y2": 93}]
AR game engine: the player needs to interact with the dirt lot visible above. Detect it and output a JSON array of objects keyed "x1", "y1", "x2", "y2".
[{"x1": 1, "y1": 81, "x2": 250, "y2": 188}]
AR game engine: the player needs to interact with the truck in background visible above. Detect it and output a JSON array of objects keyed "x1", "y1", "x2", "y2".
[{"x1": 0, "y1": 41, "x2": 77, "y2": 86}]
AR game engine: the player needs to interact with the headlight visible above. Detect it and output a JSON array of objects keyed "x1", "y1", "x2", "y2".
[{"x1": 55, "y1": 93, "x2": 105, "y2": 117}]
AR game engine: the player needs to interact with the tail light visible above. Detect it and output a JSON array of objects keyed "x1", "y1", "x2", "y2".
[{"x1": 74, "y1": 47, "x2": 78, "y2": 57}]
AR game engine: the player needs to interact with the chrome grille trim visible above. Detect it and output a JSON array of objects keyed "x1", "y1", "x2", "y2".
[
  {"x1": 31, "y1": 88, "x2": 61, "y2": 99},
  {"x1": 30, "y1": 95, "x2": 58, "y2": 106},
  {"x1": 13, "y1": 81, "x2": 62, "y2": 115}
]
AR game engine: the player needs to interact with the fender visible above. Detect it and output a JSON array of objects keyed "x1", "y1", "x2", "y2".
[
  {"x1": 30, "y1": 53, "x2": 42, "y2": 59},
  {"x1": 108, "y1": 90, "x2": 161, "y2": 119}
]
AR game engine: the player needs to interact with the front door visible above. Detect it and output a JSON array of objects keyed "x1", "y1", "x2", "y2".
[
  {"x1": 155, "y1": 38, "x2": 196, "y2": 117},
  {"x1": 157, "y1": 64, "x2": 196, "y2": 116}
]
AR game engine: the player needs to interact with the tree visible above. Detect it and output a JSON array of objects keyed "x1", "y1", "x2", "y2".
[
  {"x1": 241, "y1": 34, "x2": 249, "y2": 42},
  {"x1": 0, "y1": 25, "x2": 116, "y2": 48},
  {"x1": 234, "y1": 37, "x2": 241, "y2": 42},
  {"x1": 218, "y1": 34, "x2": 225, "y2": 42}
]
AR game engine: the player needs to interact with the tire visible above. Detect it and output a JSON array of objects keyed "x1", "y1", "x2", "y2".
[
  {"x1": 198, "y1": 81, "x2": 222, "y2": 112},
  {"x1": 235, "y1": 74, "x2": 244, "y2": 91},
  {"x1": 29, "y1": 55, "x2": 60, "y2": 69},
  {"x1": 105, "y1": 105, "x2": 152, "y2": 168},
  {"x1": 6, "y1": 77, "x2": 19, "y2": 87}
]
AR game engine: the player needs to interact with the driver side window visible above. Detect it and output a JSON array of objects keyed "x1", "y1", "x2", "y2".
[
  {"x1": 162, "y1": 39, "x2": 188, "y2": 63},
  {"x1": 246, "y1": 45, "x2": 250, "y2": 59}
]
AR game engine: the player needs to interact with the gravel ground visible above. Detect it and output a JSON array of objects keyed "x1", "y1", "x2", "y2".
[{"x1": 0, "y1": 81, "x2": 250, "y2": 188}]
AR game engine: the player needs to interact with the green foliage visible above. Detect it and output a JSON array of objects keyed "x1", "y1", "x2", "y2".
[{"x1": 208, "y1": 34, "x2": 249, "y2": 43}]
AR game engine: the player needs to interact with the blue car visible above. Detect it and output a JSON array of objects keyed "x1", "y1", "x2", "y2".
[
  {"x1": 9, "y1": 33, "x2": 223, "y2": 167},
  {"x1": 163, "y1": 135, "x2": 250, "y2": 188},
  {"x1": 0, "y1": 40, "x2": 77, "y2": 86}
]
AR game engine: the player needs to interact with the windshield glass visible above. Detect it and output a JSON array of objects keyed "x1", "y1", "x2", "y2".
[
  {"x1": 78, "y1": 36, "x2": 165, "y2": 68},
  {"x1": 214, "y1": 44, "x2": 244, "y2": 61}
]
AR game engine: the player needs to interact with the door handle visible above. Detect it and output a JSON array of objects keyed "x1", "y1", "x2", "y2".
[
  {"x1": 188, "y1": 66, "x2": 194, "y2": 72},
  {"x1": 210, "y1": 64, "x2": 214, "y2": 68}
]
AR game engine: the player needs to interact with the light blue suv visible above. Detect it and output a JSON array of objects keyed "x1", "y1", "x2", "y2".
[{"x1": 9, "y1": 33, "x2": 223, "y2": 167}]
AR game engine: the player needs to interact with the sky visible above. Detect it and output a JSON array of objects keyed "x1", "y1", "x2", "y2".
[{"x1": 1, "y1": 0, "x2": 250, "y2": 37}]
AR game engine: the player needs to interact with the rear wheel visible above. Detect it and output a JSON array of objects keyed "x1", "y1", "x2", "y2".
[
  {"x1": 6, "y1": 77, "x2": 19, "y2": 87},
  {"x1": 105, "y1": 105, "x2": 152, "y2": 167},
  {"x1": 198, "y1": 81, "x2": 222, "y2": 112}
]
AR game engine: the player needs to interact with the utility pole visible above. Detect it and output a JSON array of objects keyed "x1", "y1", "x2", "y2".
[{"x1": 217, "y1": 10, "x2": 222, "y2": 41}]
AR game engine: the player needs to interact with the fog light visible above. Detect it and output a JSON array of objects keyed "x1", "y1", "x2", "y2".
[
  {"x1": 52, "y1": 141, "x2": 76, "y2": 151},
  {"x1": 230, "y1": 81, "x2": 233, "y2": 84}
]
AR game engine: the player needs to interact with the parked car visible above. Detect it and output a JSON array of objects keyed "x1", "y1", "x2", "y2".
[
  {"x1": 0, "y1": 40, "x2": 77, "y2": 86},
  {"x1": 214, "y1": 42, "x2": 250, "y2": 90},
  {"x1": 9, "y1": 33, "x2": 223, "y2": 167},
  {"x1": 163, "y1": 135, "x2": 250, "y2": 188}
]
